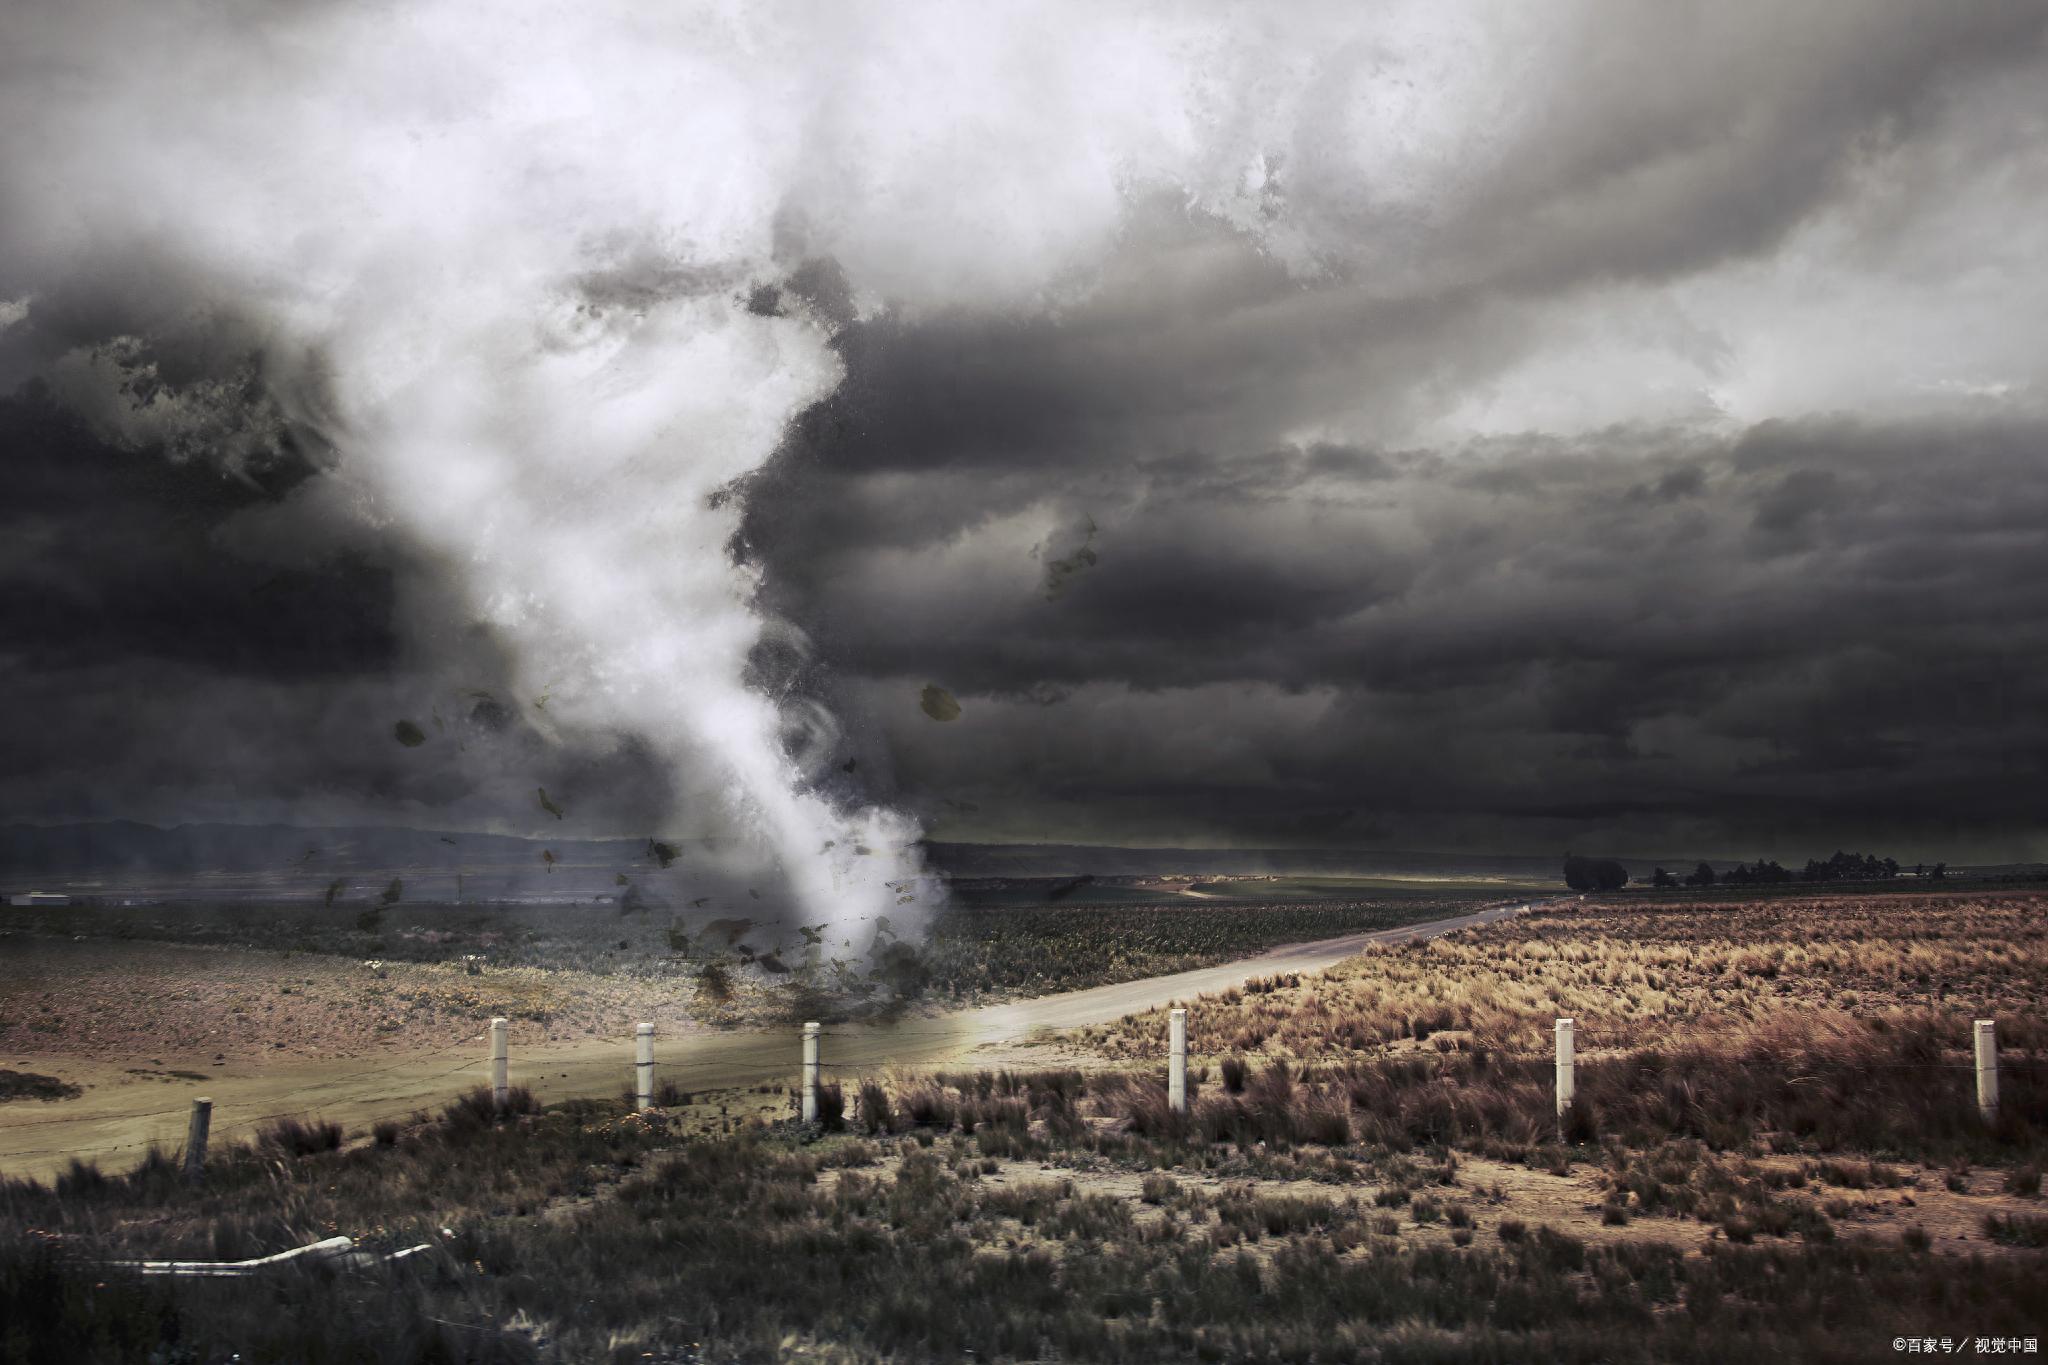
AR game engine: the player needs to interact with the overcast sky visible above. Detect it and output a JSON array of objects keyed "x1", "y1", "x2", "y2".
[{"x1": 3, "y1": 2, "x2": 2048, "y2": 865}]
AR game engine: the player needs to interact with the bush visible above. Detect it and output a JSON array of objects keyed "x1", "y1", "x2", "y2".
[
  {"x1": 260, "y1": 1116, "x2": 343, "y2": 1157},
  {"x1": 2006, "y1": 1166, "x2": 2041, "y2": 1197},
  {"x1": 1983, "y1": 1212, "x2": 2048, "y2": 1248},
  {"x1": 1221, "y1": 1057, "x2": 1248, "y2": 1094},
  {"x1": 857, "y1": 1080, "x2": 893, "y2": 1134},
  {"x1": 442, "y1": 1085, "x2": 538, "y2": 1133},
  {"x1": 815, "y1": 1081, "x2": 846, "y2": 1131}
]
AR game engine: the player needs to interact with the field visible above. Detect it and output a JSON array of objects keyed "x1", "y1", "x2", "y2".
[
  {"x1": 2, "y1": 889, "x2": 2045, "y2": 1361},
  {"x1": 0, "y1": 891, "x2": 1500, "y2": 1071}
]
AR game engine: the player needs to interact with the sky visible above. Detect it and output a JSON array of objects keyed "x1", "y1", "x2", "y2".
[{"x1": 2, "y1": 2, "x2": 2047, "y2": 870}]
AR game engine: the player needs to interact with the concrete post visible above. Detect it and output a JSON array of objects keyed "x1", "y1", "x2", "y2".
[
  {"x1": 1168, "y1": 1007, "x2": 1189, "y2": 1114},
  {"x1": 490, "y1": 1017, "x2": 509, "y2": 1110},
  {"x1": 183, "y1": 1097, "x2": 212, "y2": 1184},
  {"x1": 1975, "y1": 1019, "x2": 1999, "y2": 1124},
  {"x1": 635, "y1": 1022, "x2": 656, "y2": 1112},
  {"x1": 801, "y1": 1021, "x2": 821, "y2": 1124},
  {"x1": 1555, "y1": 1018, "x2": 1576, "y2": 1132}
]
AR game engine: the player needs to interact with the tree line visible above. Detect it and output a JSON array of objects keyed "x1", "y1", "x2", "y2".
[{"x1": 1568, "y1": 849, "x2": 1949, "y2": 892}]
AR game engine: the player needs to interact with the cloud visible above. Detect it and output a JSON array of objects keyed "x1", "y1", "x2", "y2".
[{"x1": 4, "y1": 0, "x2": 2047, "y2": 871}]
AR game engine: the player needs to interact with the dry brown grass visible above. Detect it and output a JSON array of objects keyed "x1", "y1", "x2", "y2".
[{"x1": 1079, "y1": 893, "x2": 2048, "y2": 1062}]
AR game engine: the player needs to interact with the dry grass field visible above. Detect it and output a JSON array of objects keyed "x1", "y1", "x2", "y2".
[{"x1": 4, "y1": 889, "x2": 2045, "y2": 1361}]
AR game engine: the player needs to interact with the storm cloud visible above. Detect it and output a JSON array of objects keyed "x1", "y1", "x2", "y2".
[{"x1": 3, "y1": 2, "x2": 2047, "y2": 866}]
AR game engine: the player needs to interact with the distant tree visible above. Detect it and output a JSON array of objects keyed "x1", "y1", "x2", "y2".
[
  {"x1": 380, "y1": 877, "x2": 403, "y2": 906},
  {"x1": 1723, "y1": 859, "x2": 1793, "y2": 886},
  {"x1": 1931, "y1": 862, "x2": 1948, "y2": 879},
  {"x1": 1563, "y1": 855, "x2": 1630, "y2": 892},
  {"x1": 1685, "y1": 862, "x2": 1717, "y2": 887},
  {"x1": 1652, "y1": 867, "x2": 1677, "y2": 888}
]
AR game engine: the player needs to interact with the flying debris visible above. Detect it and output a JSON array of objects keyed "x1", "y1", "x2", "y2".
[
  {"x1": 1040, "y1": 515, "x2": 1100, "y2": 600},
  {"x1": 292, "y1": 847, "x2": 319, "y2": 867},
  {"x1": 919, "y1": 684, "x2": 962, "y2": 722},
  {"x1": 614, "y1": 873, "x2": 630, "y2": 886},
  {"x1": 756, "y1": 953, "x2": 790, "y2": 974},
  {"x1": 541, "y1": 849, "x2": 557, "y2": 873},
  {"x1": 840, "y1": 758, "x2": 857, "y2": 773},
  {"x1": 393, "y1": 719, "x2": 426, "y2": 747},
  {"x1": 647, "y1": 839, "x2": 679, "y2": 868},
  {"x1": 747, "y1": 889, "x2": 760, "y2": 900},
  {"x1": 537, "y1": 787, "x2": 565, "y2": 820},
  {"x1": 799, "y1": 924, "x2": 827, "y2": 946},
  {"x1": 702, "y1": 917, "x2": 755, "y2": 945},
  {"x1": 690, "y1": 897, "x2": 711, "y2": 908},
  {"x1": 323, "y1": 880, "x2": 343, "y2": 908}
]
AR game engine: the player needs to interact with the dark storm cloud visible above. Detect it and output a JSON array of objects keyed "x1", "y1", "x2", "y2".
[
  {"x1": 0, "y1": 387, "x2": 679, "y2": 832},
  {"x1": 5, "y1": 0, "x2": 2047, "y2": 866}
]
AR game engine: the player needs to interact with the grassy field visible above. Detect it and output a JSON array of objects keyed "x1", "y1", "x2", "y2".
[
  {"x1": 0, "y1": 891, "x2": 1505, "y2": 1063},
  {"x1": 917, "y1": 894, "x2": 1504, "y2": 999},
  {"x1": 4, "y1": 889, "x2": 2046, "y2": 1361},
  {"x1": 4, "y1": 1070, "x2": 2044, "y2": 1364}
]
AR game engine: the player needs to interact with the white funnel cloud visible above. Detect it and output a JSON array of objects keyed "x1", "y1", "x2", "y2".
[{"x1": 0, "y1": 0, "x2": 1460, "y2": 938}]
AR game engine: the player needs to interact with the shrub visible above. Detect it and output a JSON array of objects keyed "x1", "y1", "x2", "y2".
[
  {"x1": 1983, "y1": 1212, "x2": 2048, "y2": 1248},
  {"x1": 372, "y1": 1120, "x2": 401, "y2": 1147},
  {"x1": 260, "y1": 1117, "x2": 343, "y2": 1157},
  {"x1": 815, "y1": 1081, "x2": 846, "y2": 1131},
  {"x1": 1497, "y1": 1218, "x2": 1527, "y2": 1243},
  {"x1": 2006, "y1": 1166, "x2": 2041, "y2": 1197},
  {"x1": 857, "y1": 1080, "x2": 893, "y2": 1134},
  {"x1": 1221, "y1": 1057, "x2": 1248, "y2": 1094}
]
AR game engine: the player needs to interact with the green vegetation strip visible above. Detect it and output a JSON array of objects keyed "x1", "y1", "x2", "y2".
[{"x1": 921, "y1": 897, "x2": 1488, "y2": 999}]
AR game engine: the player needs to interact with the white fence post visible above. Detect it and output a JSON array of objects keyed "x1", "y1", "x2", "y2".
[
  {"x1": 183, "y1": 1097, "x2": 212, "y2": 1184},
  {"x1": 490, "y1": 1017, "x2": 509, "y2": 1110},
  {"x1": 635, "y1": 1022, "x2": 656, "y2": 1112},
  {"x1": 1168, "y1": 1007, "x2": 1188, "y2": 1114},
  {"x1": 1555, "y1": 1018, "x2": 1576, "y2": 1133},
  {"x1": 801, "y1": 1021, "x2": 821, "y2": 1124},
  {"x1": 1975, "y1": 1019, "x2": 1999, "y2": 1124}
]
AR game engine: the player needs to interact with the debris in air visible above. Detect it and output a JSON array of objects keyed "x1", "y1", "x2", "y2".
[
  {"x1": 920, "y1": 685, "x2": 962, "y2": 722},
  {"x1": 647, "y1": 839, "x2": 679, "y2": 868},
  {"x1": 393, "y1": 720, "x2": 426, "y2": 747},
  {"x1": 537, "y1": 787, "x2": 564, "y2": 820}
]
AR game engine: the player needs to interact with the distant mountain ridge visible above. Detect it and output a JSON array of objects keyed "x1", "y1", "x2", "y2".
[
  {"x1": 0, "y1": 820, "x2": 663, "y2": 876},
  {"x1": 4, "y1": 821, "x2": 1598, "y2": 882}
]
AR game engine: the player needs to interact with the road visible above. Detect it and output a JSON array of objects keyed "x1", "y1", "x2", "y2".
[{"x1": 0, "y1": 899, "x2": 1537, "y2": 1181}]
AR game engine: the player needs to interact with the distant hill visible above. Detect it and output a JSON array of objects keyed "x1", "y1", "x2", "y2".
[
  {"x1": 1, "y1": 823, "x2": 1587, "y2": 883},
  {"x1": 922, "y1": 842, "x2": 1569, "y2": 881},
  {"x1": 0, "y1": 820, "x2": 660, "y2": 876}
]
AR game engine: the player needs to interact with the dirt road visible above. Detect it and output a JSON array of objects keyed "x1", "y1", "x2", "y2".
[{"x1": 0, "y1": 899, "x2": 1536, "y2": 1181}]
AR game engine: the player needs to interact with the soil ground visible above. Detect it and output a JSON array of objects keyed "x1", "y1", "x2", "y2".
[{"x1": 0, "y1": 900, "x2": 1534, "y2": 1181}]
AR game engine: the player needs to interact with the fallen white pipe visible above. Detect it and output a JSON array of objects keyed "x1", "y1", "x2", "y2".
[{"x1": 107, "y1": 1235, "x2": 433, "y2": 1278}]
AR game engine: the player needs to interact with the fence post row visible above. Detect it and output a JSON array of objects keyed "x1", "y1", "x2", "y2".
[
  {"x1": 634, "y1": 1022, "x2": 656, "y2": 1112},
  {"x1": 490, "y1": 1017, "x2": 509, "y2": 1110},
  {"x1": 1554, "y1": 1017, "x2": 1575, "y2": 1131},
  {"x1": 183, "y1": 1097, "x2": 212, "y2": 1184},
  {"x1": 801, "y1": 1020, "x2": 821, "y2": 1124},
  {"x1": 1976, "y1": 1019, "x2": 1999, "y2": 1124},
  {"x1": 1168, "y1": 1007, "x2": 1188, "y2": 1115}
]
